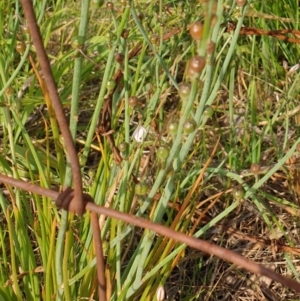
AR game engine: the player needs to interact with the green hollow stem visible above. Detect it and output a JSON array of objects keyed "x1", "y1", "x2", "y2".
[
  {"x1": 109, "y1": 78, "x2": 198, "y2": 252},
  {"x1": 130, "y1": 4, "x2": 178, "y2": 90},
  {"x1": 114, "y1": 2, "x2": 250, "y2": 297},
  {"x1": 206, "y1": 4, "x2": 249, "y2": 105},
  {"x1": 179, "y1": 1, "x2": 247, "y2": 165},
  {"x1": 118, "y1": 80, "x2": 199, "y2": 299},
  {"x1": 55, "y1": 0, "x2": 90, "y2": 300},
  {"x1": 0, "y1": 45, "x2": 31, "y2": 97},
  {"x1": 80, "y1": 8, "x2": 130, "y2": 166},
  {"x1": 68, "y1": 133, "x2": 300, "y2": 291}
]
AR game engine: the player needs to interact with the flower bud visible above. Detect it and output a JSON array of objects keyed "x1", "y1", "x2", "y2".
[{"x1": 189, "y1": 21, "x2": 203, "y2": 41}]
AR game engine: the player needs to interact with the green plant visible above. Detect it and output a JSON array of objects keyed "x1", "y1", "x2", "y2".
[{"x1": 1, "y1": 0, "x2": 300, "y2": 300}]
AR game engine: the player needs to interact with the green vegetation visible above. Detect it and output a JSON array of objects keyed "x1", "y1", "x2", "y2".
[{"x1": 1, "y1": 0, "x2": 300, "y2": 300}]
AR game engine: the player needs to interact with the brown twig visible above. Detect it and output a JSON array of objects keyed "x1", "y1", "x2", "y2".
[
  {"x1": 97, "y1": 69, "x2": 124, "y2": 165},
  {"x1": 217, "y1": 225, "x2": 300, "y2": 256},
  {"x1": 226, "y1": 21, "x2": 300, "y2": 44}
]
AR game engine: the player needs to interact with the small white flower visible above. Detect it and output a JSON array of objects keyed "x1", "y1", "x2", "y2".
[
  {"x1": 156, "y1": 285, "x2": 165, "y2": 301},
  {"x1": 132, "y1": 125, "x2": 147, "y2": 143},
  {"x1": 288, "y1": 63, "x2": 300, "y2": 74}
]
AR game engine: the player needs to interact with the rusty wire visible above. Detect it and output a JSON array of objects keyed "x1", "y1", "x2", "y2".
[
  {"x1": 1, "y1": 173, "x2": 300, "y2": 293},
  {"x1": 6, "y1": 0, "x2": 300, "y2": 298},
  {"x1": 20, "y1": 0, "x2": 106, "y2": 299},
  {"x1": 20, "y1": 0, "x2": 85, "y2": 216}
]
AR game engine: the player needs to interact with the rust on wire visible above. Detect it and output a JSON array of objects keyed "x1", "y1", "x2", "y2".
[
  {"x1": 20, "y1": 0, "x2": 85, "y2": 215},
  {"x1": 19, "y1": 0, "x2": 106, "y2": 299},
  {"x1": 55, "y1": 187, "x2": 93, "y2": 214},
  {"x1": 91, "y1": 212, "x2": 107, "y2": 301},
  {"x1": 86, "y1": 202, "x2": 300, "y2": 294},
  {"x1": 1, "y1": 171, "x2": 300, "y2": 294}
]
